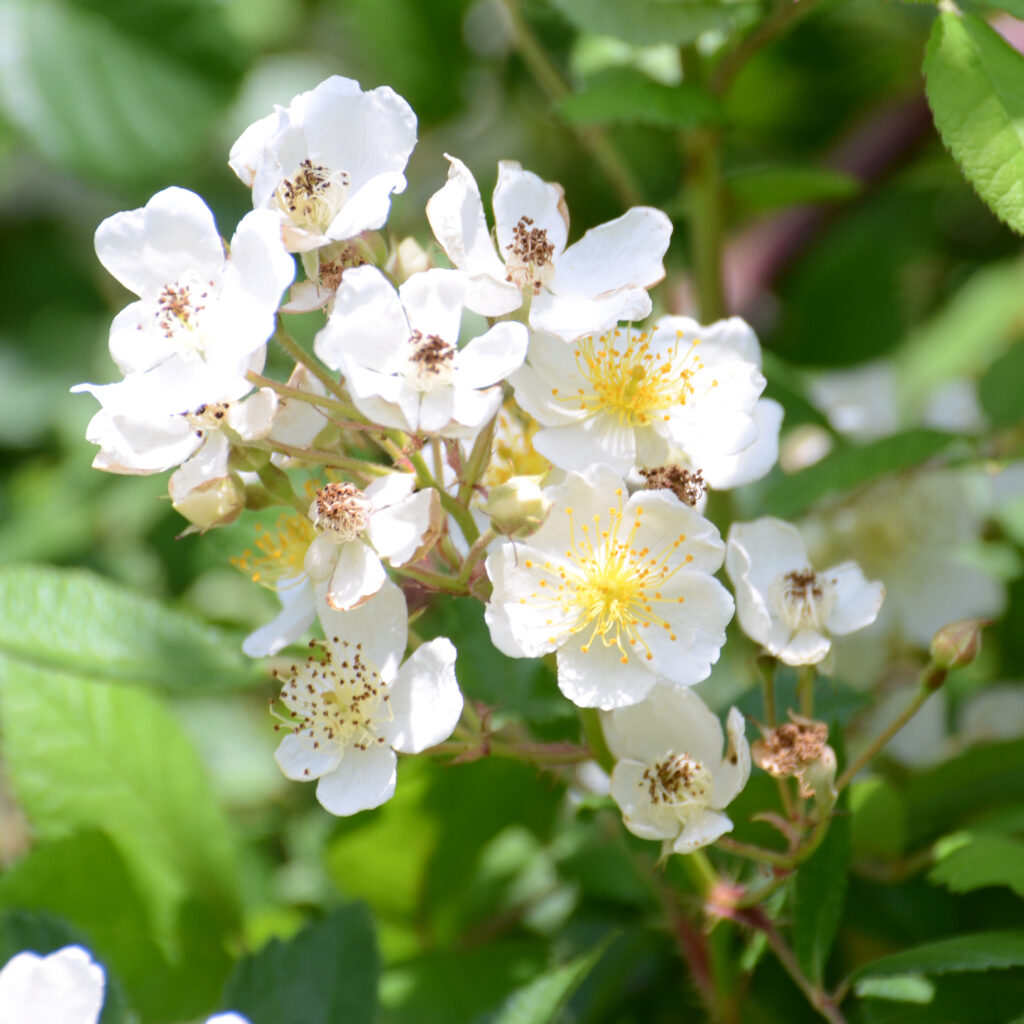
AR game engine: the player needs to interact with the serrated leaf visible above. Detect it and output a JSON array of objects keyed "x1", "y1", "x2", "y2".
[
  {"x1": 924, "y1": 10, "x2": 1024, "y2": 234},
  {"x1": 224, "y1": 906, "x2": 380, "y2": 1024},
  {"x1": 980, "y1": 340, "x2": 1024, "y2": 428},
  {"x1": 762, "y1": 430, "x2": 956, "y2": 518},
  {"x1": 727, "y1": 165, "x2": 860, "y2": 214},
  {"x1": 854, "y1": 974, "x2": 936, "y2": 1004},
  {"x1": 929, "y1": 832, "x2": 1024, "y2": 897},
  {"x1": 546, "y1": 0, "x2": 755, "y2": 46},
  {"x1": 0, "y1": 0, "x2": 235, "y2": 183},
  {"x1": 0, "y1": 664, "x2": 241, "y2": 941},
  {"x1": 0, "y1": 565, "x2": 263, "y2": 692},
  {"x1": 850, "y1": 931, "x2": 1024, "y2": 980},
  {"x1": 556, "y1": 67, "x2": 720, "y2": 129},
  {"x1": 488, "y1": 938, "x2": 612, "y2": 1024}
]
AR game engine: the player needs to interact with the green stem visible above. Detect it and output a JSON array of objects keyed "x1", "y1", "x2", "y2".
[
  {"x1": 457, "y1": 413, "x2": 499, "y2": 508},
  {"x1": 255, "y1": 463, "x2": 307, "y2": 515},
  {"x1": 498, "y1": 0, "x2": 644, "y2": 208},
  {"x1": 391, "y1": 563, "x2": 471, "y2": 595},
  {"x1": 458, "y1": 529, "x2": 496, "y2": 587},
  {"x1": 798, "y1": 665, "x2": 816, "y2": 718},
  {"x1": 253, "y1": 439, "x2": 389, "y2": 478},
  {"x1": 758, "y1": 656, "x2": 778, "y2": 728},
  {"x1": 409, "y1": 450, "x2": 481, "y2": 545},
  {"x1": 246, "y1": 371, "x2": 360, "y2": 419},
  {"x1": 679, "y1": 850, "x2": 720, "y2": 897},
  {"x1": 578, "y1": 707, "x2": 615, "y2": 773},
  {"x1": 271, "y1": 320, "x2": 349, "y2": 404}
]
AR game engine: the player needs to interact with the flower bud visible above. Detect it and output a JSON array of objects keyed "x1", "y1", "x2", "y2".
[
  {"x1": 384, "y1": 235, "x2": 431, "y2": 282},
  {"x1": 485, "y1": 476, "x2": 551, "y2": 537},
  {"x1": 931, "y1": 618, "x2": 985, "y2": 671},
  {"x1": 171, "y1": 469, "x2": 245, "y2": 531}
]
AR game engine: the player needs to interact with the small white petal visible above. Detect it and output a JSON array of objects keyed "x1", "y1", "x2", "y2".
[
  {"x1": 242, "y1": 576, "x2": 316, "y2": 658},
  {"x1": 275, "y1": 731, "x2": 344, "y2": 781},
  {"x1": 315, "y1": 744, "x2": 398, "y2": 816},
  {"x1": 713, "y1": 707, "x2": 751, "y2": 809},
  {"x1": 556, "y1": 639, "x2": 658, "y2": 710},
  {"x1": 368, "y1": 489, "x2": 437, "y2": 566},
  {"x1": 672, "y1": 809, "x2": 734, "y2": 853},
  {"x1": 384, "y1": 637, "x2": 462, "y2": 753},
  {"x1": 453, "y1": 321, "x2": 529, "y2": 390},
  {"x1": 319, "y1": 580, "x2": 408, "y2": 678},
  {"x1": 492, "y1": 161, "x2": 569, "y2": 256},
  {"x1": 325, "y1": 540, "x2": 387, "y2": 610},
  {"x1": 824, "y1": 563, "x2": 885, "y2": 635},
  {"x1": 0, "y1": 946, "x2": 105, "y2": 1024}
]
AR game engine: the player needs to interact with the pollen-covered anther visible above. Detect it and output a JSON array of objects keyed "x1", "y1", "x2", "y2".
[
  {"x1": 505, "y1": 215, "x2": 556, "y2": 294},
  {"x1": 156, "y1": 283, "x2": 206, "y2": 338},
  {"x1": 771, "y1": 568, "x2": 836, "y2": 631},
  {"x1": 311, "y1": 481, "x2": 371, "y2": 541},
  {"x1": 274, "y1": 158, "x2": 351, "y2": 234},
  {"x1": 753, "y1": 715, "x2": 828, "y2": 781},
  {"x1": 185, "y1": 401, "x2": 231, "y2": 432},
  {"x1": 640, "y1": 465, "x2": 707, "y2": 506},
  {"x1": 641, "y1": 753, "x2": 713, "y2": 809},
  {"x1": 403, "y1": 329, "x2": 456, "y2": 390},
  {"x1": 232, "y1": 513, "x2": 316, "y2": 587}
]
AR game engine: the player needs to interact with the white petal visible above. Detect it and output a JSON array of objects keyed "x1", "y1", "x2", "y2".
[
  {"x1": 325, "y1": 540, "x2": 387, "y2": 610},
  {"x1": 672, "y1": 809, "x2": 733, "y2": 853},
  {"x1": 656, "y1": 315, "x2": 762, "y2": 368},
  {"x1": 368, "y1": 489, "x2": 437, "y2": 565},
  {"x1": 226, "y1": 388, "x2": 278, "y2": 440},
  {"x1": 713, "y1": 707, "x2": 751, "y2": 809},
  {"x1": 609, "y1": 759, "x2": 682, "y2": 840},
  {"x1": 530, "y1": 286, "x2": 653, "y2": 343},
  {"x1": 777, "y1": 627, "x2": 832, "y2": 666},
  {"x1": 556, "y1": 638, "x2": 657, "y2": 710},
  {"x1": 453, "y1": 321, "x2": 529, "y2": 390},
  {"x1": 417, "y1": 387, "x2": 457, "y2": 434},
  {"x1": 824, "y1": 562, "x2": 885, "y2": 636},
  {"x1": 365, "y1": 471, "x2": 417, "y2": 510},
  {"x1": 700, "y1": 399, "x2": 783, "y2": 490},
  {"x1": 326, "y1": 173, "x2": 407, "y2": 239},
  {"x1": 492, "y1": 161, "x2": 569, "y2": 256},
  {"x1": 533, "y1": 416, "x2": 637, "y2": 475},
  {"x1": 319, "y1": 579, "x2": 408, "y2": 678},
  {"x1": 399, "y1": 268, "x2": 466, "y2": 345},
  {"x1": 552, "y1": 207, "x2": 671, "y2": 297},
  {"x1": 726, "y1": 518, "x2": 809, "y2": 598},
  {"x1": 315, "y1": 743, "x2": 397, "y2": 816},
  {"x1": 242, "y1": 576, "x2": 316, "y2": 658},
  {"x1": 275, "y1": 731, "x2": 344, "y2": 781},
  {"x1": 384, "y1": 638, "x2": 463, "y2": 753},
  {"x1": 229, "y1": 104, "x2": 285, "y2": 187},
  {"x1": 0, "y1": 946, "x2": 104, "y2": 1024}
]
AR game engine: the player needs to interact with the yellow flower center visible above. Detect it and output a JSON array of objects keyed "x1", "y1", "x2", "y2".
[
  {"x1": 556, "y1": 327, "x2": 709, "y2": 427},
  {"x1": 232, "y1": 513, "x2": 316, "y2": 588},
  {"x1": 526, "y1": 489, "x2": 693, "y2": 664},
  {"x1": 274, "y1": 159, "x2": 351, "y2": 235}
]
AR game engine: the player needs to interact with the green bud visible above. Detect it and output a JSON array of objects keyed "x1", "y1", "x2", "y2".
[
  {"x1": 930, "y1": 618, "x2": 985, "y2": 672},
  {"x1": 172, "y1": 472, "x2": 245, "y2": 531},
  {"x1": 485, "y1": 476, "x2": 551, "y2": 538}
]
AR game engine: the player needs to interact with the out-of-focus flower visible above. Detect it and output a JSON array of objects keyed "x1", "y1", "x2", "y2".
[
  {"x1": 273, "y1": 582, "x2": 462, "y2": 815},
  {"x1": 0, "y1": 946, "x2": 104, "y2": 1024},
  {"x1": 229, "y1": 75, "x2": 416, "y2": 252},
  {"x1": 726, "y1": 517, "x2": 884, "y2": 666},
  {"x1": 314, "y1": 266, "x2": 528, "y2": 437},
  {"x1": 602, "y1": 685, "x2": 750, "y2": 855},
  {"x1": 485, "y1": 464, "x2": 733, "y2": 709},
  {"x1": 426, "y1": 155, "x2": 671, "y2": 341},
  {"x1": 510, "y1": 316, "x2": 765, "y2": 476}
]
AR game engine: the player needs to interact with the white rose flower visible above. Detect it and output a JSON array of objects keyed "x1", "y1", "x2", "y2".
[
  {"x1": 229, "y1": 75, "x2": 417, "y2": 252},
  {"x1": 273, "y1": 582, "x2": 463, "y2": 815},
  {"x1": 426, "y1": 155, "x2": 671, "y2": 341},
  {"x1": 510, "y1": 315, "x2": 766, "y2": 476},
  {"x1": 602, "y1": 685, "x2": 751, "y2": 854},
  {"x1": 726, "y1": 517, "x2": 885, "y2": 666},
  {"x1": 314, "y1": 266, "x2": 527, "y2": 438},
  {"x1": 0, "y1": 946, "x2": 104, "y2": 1024},
  {"x1": 485, "y1": 464, "x2": 734, "y2": 710}
]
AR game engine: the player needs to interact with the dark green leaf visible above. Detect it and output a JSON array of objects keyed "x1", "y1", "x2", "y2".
[
  {"x1": 224, "y1": 905, "x2": 379, "y2": 1024},
  {"x1": 556, "y1": 67, "x2": 720, "y2": 130},
  {"x1": 851, "y1": 777, "x2": 908, "y2": 861},
  {"x1": 762, "y1": 430, "x2": 956, "y2": 519},
  {"x1": 929, "y1": 832, "x2": 1024, "y2": 897},
  {"x1": 546, "y1": 0, "x2": 755, "y2": 46},
  {"x1": 851, "y1": 931, "x2": 1024, "y2": 980},
  {"x1": 980, "y1": 340, "x2": 1024, "y2": 428},
  {"x1": 924, "y1": 11, "x2": 1024, "y2": 234},
  {"x1": 0, "y1": 565, "x2": 264, "y2": 692},
  {"x1": 727, "y1": 165, "x2": 860, "y2": 214}
]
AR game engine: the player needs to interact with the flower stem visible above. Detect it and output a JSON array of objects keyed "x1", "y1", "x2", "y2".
[
  {"x1": 798, "y1": 665, "x2": 816, "y2": 718},
  {"x1": 245, "y1": 370, "x2": 360, "y2": 420},
  {"x1": 409, "y1": 449, "x2": 481, "y2": 546},
  {"x1": 272, "y1": 320, "x2": 349, "y2": 404},
  {"x1": 457, "y1": 413, "x2": 498, "y2": 508},
  {"x1": 458, "y1": 529, "x2": 496, "y2": 587},
  {"x1": 253, "y1": 438, "x2": 389, "y2": 478}
]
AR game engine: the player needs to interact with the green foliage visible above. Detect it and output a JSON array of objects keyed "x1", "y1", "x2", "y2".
[
  {"x1": 224, "y1": 905, "x2": 380, "y2": 1024},
  {"x1": 929, "y1": 831, "x2": 1024, "y2": 897},
  {"x1": 762, "y1": 429, "x2": 956, "y2": 519},
  {"x1": 545, "y1": 0, "x2": 757, "y2": 46},
  {"x1": 0, "y1": 665, "x2": 241, "y2": 942},
  {"x1": 850, "y1": 777, "x2": 908, "y2": 861},
  {"x1": 726, "y1": 165, "x2": 861, "y2": 215},
  {"x1": 850, "y1": 930, "x2": 1024, "y2": 980},
  {"x1": 924, "y1": 11, "x2": 1024, "y2": 235},
  {"x1": 556, "y1": 67, "x2": 720, "y2": 130},
  {"x1": 0, "y1": 564, "x2": 264, "y2": 692},
  {"x1": 979, "y1": 340, "x2": 1024, "y2": 429}
]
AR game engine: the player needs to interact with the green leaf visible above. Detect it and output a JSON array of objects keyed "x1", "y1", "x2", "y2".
[
  {"x1": 0, "y1": 830, "x2": 231, "y2": 1022},
  {"x1": 0, "y1": 565, "x2": 263, "y2": 692},
  {"x1": 762, "y1": 430, "x2": 956, "y2": 519},
  {"x1": 924, "y1": 10, "x2": 1024, "y2": 234},
  {"x1": 973, "y1": 0, "x2": 1024, "y2": 18},
  {"x1": 0, "y1": 664, "x2": 241, "y2": 941},
  {"x1": 727, "y1": 165, "x2": 861, "y2": 214},
  {"x1": 224, "y1": 905, "x2": 380, "y2": 1024},
  {"x1": 792, "y1": 787, "x2": 851, "y2": 984},
  {"x1": 546, "y1": 0, "x2": 755, "y2": 46},
  {"x1": 556, "y1": 67, "x2": 720, "y2": 130},
  {"x1": 980, "y1": 340, "x2": 1024, "y2": 428},
  {"x1": 850, "y1": 931, "x2": 1024, "y2": 980},
  {"x1": 0, "y1": 0, "x2": 237, "y2": 183},
  {"x1": 488, "y1": 938, "x2": 612, "y2": 1024},
  {"x1": 851, "y1": 777, "x2": 908, "y2": 861},
  {"x1": 929, "y1": 832, "x2": 1024, "y2": 897}
]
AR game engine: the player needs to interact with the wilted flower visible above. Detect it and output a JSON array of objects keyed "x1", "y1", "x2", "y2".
[{"x1": 752, "y1": 713, "x2": 837, "y2": 805}]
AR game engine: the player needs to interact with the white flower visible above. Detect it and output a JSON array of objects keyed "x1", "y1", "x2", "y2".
[
  {"x1": 602, "y1": 685, "x2": 750, "y2": 854},
  {"x1": 426, "y1": 156, "x2": 671, "y2": 341},
  {"x1": 510, "y1": 315, "x2": 766, "y2": 475},
  {"x1": 73, "y1": 187, "x2": 293, "y2": 475},
  {"x1": 273, "y1": 582, "x2": 463, "y2": 815},
  {"x1": 485, "y1": 464, "x2": 734, "y2": 709},
  {"x1": 229, "y1": 75, "x2": 417, "y2": 252},
  {"x1": 314, "y1": 266, "x2": 528, "y2": 437},
  {"x1": 726, "y1": 517, "x2": 884, "y2": 666},
  {"x1": 305, "y1": 473, "x2": 440, "y2": 610},
  {"x1": 0, "y1": 946, "x2": 103, "y2": 1024}
]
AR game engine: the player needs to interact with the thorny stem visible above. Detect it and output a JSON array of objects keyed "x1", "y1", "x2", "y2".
[
  {"x1": 271, "y1": 320, "x2": 350, "y2": 405},
  {"x1": 498, "y1": 0, "x2": 644, "y2": 209},
  {"x1": 717, "y1": 810, "x2": 832, "y2": 872}
]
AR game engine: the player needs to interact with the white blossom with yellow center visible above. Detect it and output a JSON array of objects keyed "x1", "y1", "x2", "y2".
[
  {"x1": 510, "y1": 316, "x2": 767, "y2": 476},
  {"x1": 229, "y1": 75, "x2": 416, "y2": 252},
  {"x1": 485, "y1": 465, "x2": 734, "y2": 709},
  {"x1": 273, "y1": 583, "x2": 462, "y2": 816},
  {"x1": 726, "y1": 517, "x2": 885, "y2": 666},
  {"x1": 602, "y1": 685, "x2": 750, "y2": 855}
]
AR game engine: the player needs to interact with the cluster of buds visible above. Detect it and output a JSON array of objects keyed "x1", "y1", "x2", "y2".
[{"x1": 75, "y1": 75, "x2": 887, "y2": 850}]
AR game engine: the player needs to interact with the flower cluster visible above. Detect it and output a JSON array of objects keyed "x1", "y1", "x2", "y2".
[{"x1": 76, "y1": 75, "x2": 886, "y2": 853}]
